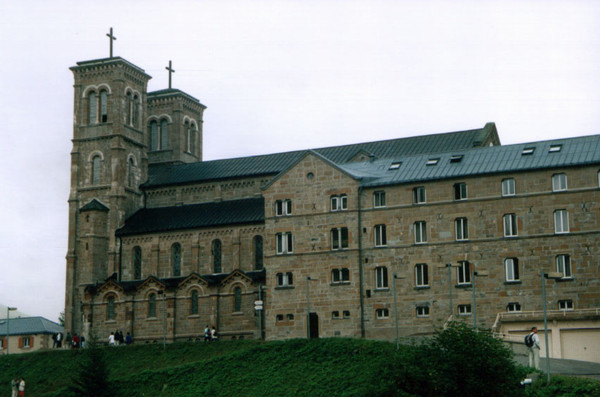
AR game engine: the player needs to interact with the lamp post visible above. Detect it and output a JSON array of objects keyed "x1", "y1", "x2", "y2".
[
  {"x1": 157, "y1": 290, "x2": 166, "y2": 349},
  {"x1": 5, "y1": 307, "x2": 17, "y2": 355},
  {"x1": 541, "y1": 271, "x2": 562, "y2": 384},
  {"x1": 392, "y1": 274, "x2": 406, "y2": 350},
  {"x1": 439, "y1": 264, "x2": 459, "y2": 317},
  {"x1": 471, "y1": 270, "x2": 488, "y2": 330}
]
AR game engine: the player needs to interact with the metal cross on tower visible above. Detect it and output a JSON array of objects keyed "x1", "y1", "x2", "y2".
[
  {"x1": 106, "y1": 27, "x2": 117, "y2": 58},
  {"x1": 166, "y1": 60, "x2": 175, "y2": 89}
]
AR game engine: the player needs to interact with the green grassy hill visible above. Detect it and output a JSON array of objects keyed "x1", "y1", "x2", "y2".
[{"x1": 1, "y1": 326, "x2": 599, "y2": 397}]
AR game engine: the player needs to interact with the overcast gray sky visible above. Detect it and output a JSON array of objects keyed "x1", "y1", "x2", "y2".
[{"x1": 0, "y1": 0, "x2": 598, "y2": 322}]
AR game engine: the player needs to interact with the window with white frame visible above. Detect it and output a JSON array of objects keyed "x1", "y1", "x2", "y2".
[
  {"x1": 275, "y1": 199, "x2": 292, "y2": 216},
  {"x1": 416, "y1": 306, "x2": 430, "y2": 317},
  {"x1": 375, "y1": 266, "x2": 388, "y2": 289},
  {"x1": 554, "y1": 210, "x2": 569, "y2": 233},
  {"x1": 454, "y1": 182, "x2": 467, "y2": 200},
  {"x1": 374, "y1": 224, "x2": 387, "y2": 247},
  {"x1": 455, "y1": 218, "x2": 469, "y2": 241},
  {"x1": 373, "y1": 191, "x2": 386, "y2": 208},
  {"x1": 414, "y1": 221, "x2": 427, "y2": 244},
  {"x1": 331, "y1": 227, "x2": 349, "y2": 250},
  {"x1": 415, "y1": 263, "x2": 429, "y2": 287},
  {"x1": 413, "y1": 186, "x2": 426, "y2": 204},
  {"x1": 552, "y1": 173, "x2": 567, "y2": 192},
  {"x1": 458, "y1": 304, "x2": 472, "y2": 316},
  {"x1": 558, "y1": 299, "x2": 573, "y2": 311},
  {"x1": 376, "y1": 308, "x2": 389, "y2": 319},
  {"x1": 457, "y1": 261, "x2": 471, "y2": 285},
  {"x1": 331, "y1": 268, "x2": 350, "y2": 284},
  {"x1": 503, "y1": 214, "x2": 518, "y2": 237},
  {"x1": 504, "y1": 258, "x2": 520, "y2": 282},
  {"x1": 501, "y1": 178, "x2": 516, "y2": 196},
  {"x1": 276, "y1": 272, "x2": 294, "y2": 287},
  {"x1": 21, "y1": 337, "x2": 32, "y2": 348},
  {"x1": 507, "y1": 302, "x2": 521, "y2": 312},
  {"x1": 276, "y1": 232, "x2": 293, "y2": 254},
  {"x1": 330, "y1": 194, "x2": 348, "y2": 211},
  {"x1": 556, "y1": 254, "x2": 572, "y2": 279}
]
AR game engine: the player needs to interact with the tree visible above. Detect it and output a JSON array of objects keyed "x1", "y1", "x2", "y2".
[{"x1": 67, "y1": 336, "x2": 115, "y2": 397}]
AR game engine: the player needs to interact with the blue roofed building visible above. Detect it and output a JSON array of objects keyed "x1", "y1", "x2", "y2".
[{"x1": 0, "y1": 317, "x2": 64, "y2": 355}]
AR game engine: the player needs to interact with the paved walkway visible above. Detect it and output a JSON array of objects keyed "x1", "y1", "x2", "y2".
[{"x1": 514, "y1": 355, "x2": 600, "y2": 380}]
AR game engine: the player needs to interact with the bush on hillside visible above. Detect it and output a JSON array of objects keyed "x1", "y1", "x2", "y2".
[
  {"x1": 65, "y1": 338, "x2": 115, "y2": 397},
  {"x1": 395, "y1": 322, "x2": 528, "y2": 397}
]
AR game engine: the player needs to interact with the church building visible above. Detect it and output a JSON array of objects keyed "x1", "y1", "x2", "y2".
[{"x1": 65, "y1": 47, "x2": 600, "y2": 361}]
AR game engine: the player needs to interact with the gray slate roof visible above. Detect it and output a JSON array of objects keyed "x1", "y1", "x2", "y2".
[
  {"x1": 116, "y1": 197, "x2": 264, "y2": 236},
  {"x1": 143, "y1": 123, "x2": 498, "y2": 188},
  {"x1": 0, "y1": 317, "x2": 63, "y2": 336},
  {"x1": 345, "y1": 134, "x2": 600, "y2": 187}
]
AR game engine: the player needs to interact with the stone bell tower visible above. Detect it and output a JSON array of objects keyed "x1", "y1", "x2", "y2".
[{"x1": 65, "y1": 30, "x2": 152, "y2": 333}]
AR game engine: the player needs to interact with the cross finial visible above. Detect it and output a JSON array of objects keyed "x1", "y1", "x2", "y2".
[
  {"x1": 106, "y1": 27, "x2": 117, "y2": 58},
  {"x1": 166, "y1": 60, "x2": 175, "y2": 89}
]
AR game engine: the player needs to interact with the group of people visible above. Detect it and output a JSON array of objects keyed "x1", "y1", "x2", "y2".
[
  {"x1": 204, "y1": 325, "x2": 218, "y2": 342},
  {"x1": 51, "y1": 332, "x2": 85, "y2": 349},
  {"x1": 108, "y1": 330, "x2": 133, "y2": 346},
  {"x1": 10, "y1": 378, "x2": 25, "y2": 397}
]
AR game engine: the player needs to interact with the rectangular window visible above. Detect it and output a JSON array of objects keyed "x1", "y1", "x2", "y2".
[
  {"x1": 416, "y1": 306, "x2": 430, "y2": 317},
  {"x1": 455, "y1": 218, "x2": 469, "y2": 241},
  {"x1": 454, "y1": 183, "x2": 467, "y2": 200},
  {"x1": 552, "y1": 173, "x2": 567, "y2": 192},
  {"x1": 505, "y1": 258, "x2": 519, "y2": 282},
  {"x1": 343, "y1": 310, "x2": 350, "y2": 319},
  {"x1": 549, "y1": 144, "x2": 562, "y2": 153},
  {"x1": 503, "y1": 214, "x2": 518, "y2": 237},
  {"x1": 21, "y1": 337, "x2": 32, "y2": 348},
  {"x1": 558, "y1": 300, "x2": 573, "y2": 311},
  {"x1": 507, "y1": 302, "x2": 521, "y2": 312},
  {"x1": 373, "y1": 191, "x2": 386, "y2": 208},
  {"x1": 276, "y1": 272, "x2": 294, "y2": 287},
  {"x1": 276, "y1": 232, "x2": 293, "y2": 254},
  {"x1": 330, "y1": 195, "x2": 348, "y2": 211},
  {"x1": 556, "y1": 254, "x2": 572, "y2": 279},
  {"x1": 457, "y1": 261, "x2": 471, "y2": 285},
  {"x1": 413, "y1": 186, "x2": 426, "y2": 204},
  {"x1": 332, "y1": 311, "x2": 340, "y2": 319},
  {"x1": 331, "y1": 227, "x2": 349, "y2": 250},
  {"x1": 522, "y1": 147, "x2": 535, "y2": 155},
  {"x1": 414, "y1": 221, "x2": 427, "y2": 244},
  {"x1": 502, "y1": 178, "x2": 516, "y2": 196},
  {"x1": 375, "y1": 266, "x2": 388, "y2": 289},
  {"x1": 458, "y1": 304, "x2": 472, "y2": 316},
  {"x1": 554, "y1": 210, "x2": 569, "y2": 233},
  {"x1": 376, "y1": 308, "x2": 389, "y2": 319},
  {"x1": 374, "y1": 224, "x2": 387, "y2": 247},
  {"x1": 331, "y1": 268, "x2": 350, "y2": 283},
  {"x1": 415, "y1": 263, "x2": 429, "y2": 287},
  {"x1": 275, "y1": 199, "x2": 292, "y2": 216}
]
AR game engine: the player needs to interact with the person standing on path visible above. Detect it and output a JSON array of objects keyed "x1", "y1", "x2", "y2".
[
  {"x1": 11, "y1": 377, "x2": 19, "y2": 397},
  {"x1": 18, "y1": 378, "x2": 25, "y2": 397},
  {"x1": 527, "y1": 327, "x2": 541, "y2": 369}
]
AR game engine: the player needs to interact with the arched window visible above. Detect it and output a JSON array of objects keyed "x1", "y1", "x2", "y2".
[
  {"x1": 127, "y1": 157, "x2": 135, "y2": 188},
  {"x1": 126, "y1": 92, "x2": 133, "y2": 125},
  {"x1": 160, "y1": 119, "x2": 169, "y2": 150},
  {"x1": 190, "y1": 290, "x2": 199, "y2": 315},
  {"x1": 190, "y1": 126, "x2": 196, "y2": 155},
  {"x1": 88, "y1": 92, "x2": 97, "y2": 124},
  {"x1": 212, "y1": 239, "x2": 222, "y2": 273},
  {"x1": 234, "y1": 286, "x2": 242, "y2": 312},
  {"x1": 172, "y1": 243, "x2": 182, "y2": 277},
  {"x1": 149, "y1": 121, "x2": 159, "y2": 151},
  {"x1": 132, "y1": 94, "x2": 139, "y2": 127},
  {"x1": 99, "y1": 90, "x2": 108, "y2": 122},
  {"x1": 253, "y1": 235, "x2": 263, "y2": 270},
  {"x1": 184, "y1": 121, "x2": 190, "y2": 153},
  {"x1": 148, "y1": 293, "x2": 157, "y2": 317},
  {"x1": 133, "y1": 246, "x2": 142, "y2": 280},
  {"x1": 92, "y1": 155, "x2": 102, "y2": 185},
  {"x1": 107, "y1": 296, "x2": 115, "y2": 320}
]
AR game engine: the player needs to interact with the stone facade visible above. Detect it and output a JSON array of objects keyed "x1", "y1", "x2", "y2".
[{"x1": 65, "y1": 55, "x2": 600, "y2": 356}]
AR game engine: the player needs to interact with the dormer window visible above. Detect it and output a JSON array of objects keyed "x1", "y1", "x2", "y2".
[
  {"x1": 426, "y1": 158, "x2": 439, "y2": 166},
  {"x1": 522, "y1": 147, "x2": 535, "y2": 155},
  {"x1": 389, "y1": 162, "x2": 402, "y2": 170},
  {"x1": 450, "y1": 155, "x2": 463, "y2": 163},
  {"x1": 549, "y1": 144, "x2": 562, "y2": 153}
]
